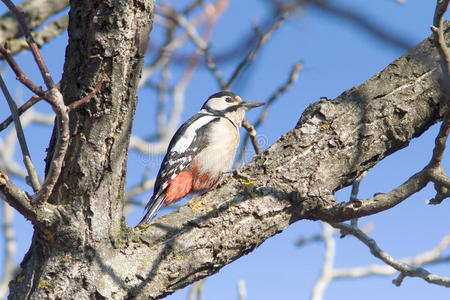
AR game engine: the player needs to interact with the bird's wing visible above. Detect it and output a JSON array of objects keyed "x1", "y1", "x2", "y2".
[{"x1": 137, "y1": 114, "x2": 220, "y2": 226}]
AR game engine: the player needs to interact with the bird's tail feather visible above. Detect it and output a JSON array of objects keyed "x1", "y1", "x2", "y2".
[{"x1": 136, "y1": 194, "x2": 166, "y2": 227}]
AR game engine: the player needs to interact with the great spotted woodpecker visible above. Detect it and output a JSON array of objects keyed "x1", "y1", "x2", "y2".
[{"x1": 137, "y1": 91, "x2": 264, "y2": 225}]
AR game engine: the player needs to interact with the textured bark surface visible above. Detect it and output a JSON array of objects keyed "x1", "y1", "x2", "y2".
[
  {"x1": 123, "y1": 26, "x2": 448, "y2": 299},
  {"x1": 8, "y1": 0, "x2": 153, "y2": 299},
  {"x1": 5, "y1": 1, "x2": 449, "y2": 299}
]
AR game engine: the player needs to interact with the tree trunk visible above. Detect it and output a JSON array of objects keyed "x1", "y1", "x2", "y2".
[
  {"x1": 8, "y1": 0, "x2": 154, "y2": 299},
  {"x1": 6, "y1": 1, "x2": 449, "y2": 299}
]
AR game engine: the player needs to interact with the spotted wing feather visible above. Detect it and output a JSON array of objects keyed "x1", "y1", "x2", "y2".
[{"x1": 137, "y1": 114, "x2": 220, "y2": 226}]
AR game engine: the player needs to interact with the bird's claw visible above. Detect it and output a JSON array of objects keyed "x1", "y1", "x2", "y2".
[{"x1": 231, "y1": 169, "x2": 256, "y2": 182}]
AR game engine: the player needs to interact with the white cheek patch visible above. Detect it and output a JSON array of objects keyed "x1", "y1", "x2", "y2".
[{"x1": 171, "y1": 116, "x2": 216, "y2": 153}]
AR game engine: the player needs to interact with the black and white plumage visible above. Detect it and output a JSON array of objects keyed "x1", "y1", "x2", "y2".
[{"x1": 137, "y1": 91, "x2": 264, "y2": 226}]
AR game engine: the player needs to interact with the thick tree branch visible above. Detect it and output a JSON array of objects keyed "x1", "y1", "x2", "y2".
[
  {"x1": 0, "y1": 0, "x2": 68, "y2": 44},
  {"x1": 6, "y1": 16, "x2": 68, "y2": 56},
  {"x1": 0, "y1": 171, "x2": 35, "y2": 222},
  {"x1": 116, "y1": 23, "x2": 449, "y2": 299}
]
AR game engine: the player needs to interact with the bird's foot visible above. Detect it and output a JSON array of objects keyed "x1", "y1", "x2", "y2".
[{"x1": 230, "y1": 169, "x2": 256, "y2": 182}]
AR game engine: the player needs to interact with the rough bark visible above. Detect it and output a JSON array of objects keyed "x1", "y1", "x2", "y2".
[
  {"x1": 8, "y1": 0, "x2": 153, "y2": 299},
  {"x1": 5, "y1": 2, "x2": 449, "y2": 300}
]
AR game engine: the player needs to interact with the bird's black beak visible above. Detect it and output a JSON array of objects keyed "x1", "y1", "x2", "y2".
[{"x1": 240, "y1": 101, "x2": 265, "y2": 110}]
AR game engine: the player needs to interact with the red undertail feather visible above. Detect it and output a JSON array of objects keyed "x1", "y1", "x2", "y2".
[
  {"x1": 137, "y1": 167, "x2": 223, "y2": 226},
  {"x1": 166, "y1": 171, "x2": 193, "y2": 203}
]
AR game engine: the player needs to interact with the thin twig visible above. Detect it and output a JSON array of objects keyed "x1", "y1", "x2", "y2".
[
  {"x1": 156, "y1": 62, "x2": 170, "y2": 138},
  {"x1": 237, "y1": 279, "x2": 247, "y2": 300},
  {"x1": 164, "y1": 2, "x2": 228, "y2": 138},
  {"x1": 141, "y1": 4, "x2": 212, "y2": 87},
  {"x1": 426, "y1": 0, "x2": 450, "y2": 204},
  {"x1": 68, "y1": 76, "x2": 108, "y2": 111},
  {"x1": 225, "y1": 11, "x2": 288, "y2": 89},
  {"x1": 428, "y1": 93, "x2": 450, "y2": 167},
  {"x1": 32, "y1": 88, "x2": 69, "y2": 204},
  {"x1": 126, "y1": 179, "x2": 156, "y2": 203},
  {"x1": 0, "y1": 201, "x2": 16, "y2": 299},
  {"x1": 309, "y1": 1, "x2": 413, "y2": 51},
  {"x1": 0, "y1": 74, "x2": 40, "y2": 191},
  {"x1": 333, "y1": 234, "x2": 450, "y2": 279},
  {"x1": 237, "y1": 62, "x2": 302, "y2": 163},
  {"x1": 349, "y1": 171, "x2": 366, "y2": 227},
  {"x1": 332, "y1": 223, "x2": 450, "y2": 287},
  {"x1": 311, "y1": 222, "x2": 335, "y2": 300},
  {"x1": 1, "y1": 0, "x2": 55, "y2": 89},
  {"x1": 241, "y1": 120, "x2": 260, "y2": 154},
  {"x1": 431, "y1": 0, "x2": 450, "y2": 82},
  {"x1": 0, "y1": 45, "x2": 45, "y2": 98},
  {"x1": 0, "y1": 82, "x2": 60, "y2": 132},
  {"x1": 296, "y1": 223, "x2": 373, "y2": 248},
  {"x1": 187, "y1": 279, "x2": 205, "y2": 300},
  {"x1": 159, "y1": 3, "x2": 228, "y2": 89}
]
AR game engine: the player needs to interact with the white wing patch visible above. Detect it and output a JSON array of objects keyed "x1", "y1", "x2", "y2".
[{"x1": 170, "y1": 115, "x2": 216, "y2": 153}]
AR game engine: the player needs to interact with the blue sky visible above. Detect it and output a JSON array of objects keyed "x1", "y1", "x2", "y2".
[{"x1": 0, "y1": 1, "x2": 449, "y2": 299}]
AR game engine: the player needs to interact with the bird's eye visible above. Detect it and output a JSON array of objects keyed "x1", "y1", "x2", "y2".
[{"x1": 225, "y1": 97, "x2": 234, "y2": 103}]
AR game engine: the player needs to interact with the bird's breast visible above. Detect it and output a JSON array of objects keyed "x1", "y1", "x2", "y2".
[{"x1": 194, "y1": 118, "x2": 239, "y2": 177}]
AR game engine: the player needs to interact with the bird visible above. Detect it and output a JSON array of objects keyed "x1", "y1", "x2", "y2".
[{"x1": 137, "y1": 91, "x2": 264, "y2": 226}]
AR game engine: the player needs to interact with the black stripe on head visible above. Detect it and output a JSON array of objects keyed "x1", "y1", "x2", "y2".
[
  {"x1": 206, "y1": 91, "x2": 237, "y2": 101},
  {"x1": 202, "y1": 105, "x2": 241, "y2": 116}
]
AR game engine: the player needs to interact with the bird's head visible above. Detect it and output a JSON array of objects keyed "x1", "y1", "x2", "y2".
[{"x1": 200, "y1": 91, "x2": 264, "y2": 126}]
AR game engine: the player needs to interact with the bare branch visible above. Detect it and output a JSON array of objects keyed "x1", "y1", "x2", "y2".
[
  {"x1": 349, "y1": 171, "x2": 366, "y2": 227},
  {"x1": 6, "y1": 16, "x2": 69, "y2": 56},
  {"x1": 0, "y1": 45, "x2": 45, "y2": 97},
  {"x1": 0, "y1": 74, "x2": 40, "y2": 191},
  {"x1": 126, "y1": 178, "x2": 155, "y2": 204},
  {"x1": 0, "y1": 202, "x2": 16, "y2": 299},
  {"x1": 0, "y1": 0, "x2": 68, "y2": 43},
  {"x1": 1, "y1": 0, "x2": 55, "y2": 89},
  {"x1": 187, "y1": 279, "x2": 205, "y2": 300},
  {"x1": 431, "y1": 0, "x2": 450, "y2": 81},
  {"x1": 32, "y1": 88, "x2": 69, "y2": 204},
  {"x1": 427, "y1": 166, "x2": 450, "y2": 204},
  {"x1": 429, "y1": 96, "x2": 450, "y2": 167},
  {"x1": 333, "y1": 234, "x2": 450, "y2": 279},
  {"x1": 158, "y1": 2, "x2": 228, "y2": 140},
  {"x1": 0, "y1": 171, "x2": 36, "y2": 222},
  {"x1": 0, "y1": 82, "x2": 60, "y2": 132},
  {"x1": 129, "y1": 135, "x2": 168, "y2": 156},
  {"x1": 307, "y1": 1, "x2": 413, "y2": 51},
  {"x1": 225, "y1": 11, "x2": 288, "y2": 89},
  {"x1": 157, "y1": 2, "x2": 228, "y2": 89},
  {"x1": 311, "y1": 223, "x2": 335, "y2": 300},
  {"x1": 318, "y1": 170, "x2": 429, "y2": 222},
  {"x1": 332, "y1": 223, "x2": 450, "y2": 287},
  {"x1": 237, "y1": 280, "x2": 247, "y2": 300},
  {"x1": 241, "y1": 120, "x2": 261, "y2": 154},
  {"x1": 237, "y1": 62, "x2": 302, "y2": 162},
  {"x1": 67, "y1": 76, "x2": 108, "y2": 111}
]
